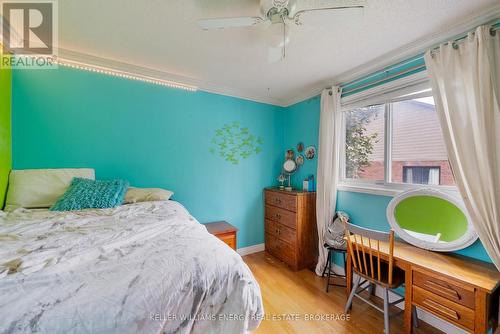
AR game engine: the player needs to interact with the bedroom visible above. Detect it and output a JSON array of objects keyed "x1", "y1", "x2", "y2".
[{"x1": 0, "y1": 0, "x2": 499, "y2": 333}]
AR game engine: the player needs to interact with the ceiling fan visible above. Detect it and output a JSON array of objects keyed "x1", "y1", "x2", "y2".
[{"x1": 197, "y1": 0, "x2": 365, "y2": 62}]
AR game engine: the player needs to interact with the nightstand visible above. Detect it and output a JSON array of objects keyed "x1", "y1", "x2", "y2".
[{"x1": 205, "y1": 221, "x2": 238, "y2": 251}]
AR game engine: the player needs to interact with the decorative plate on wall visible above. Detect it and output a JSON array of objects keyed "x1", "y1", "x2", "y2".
[
  {"x1": 305, "y1": 146, "x2": 316, "y2": 160},
  {"x1": 295, "y1": 154, "x2": 304, "y2": 166}
]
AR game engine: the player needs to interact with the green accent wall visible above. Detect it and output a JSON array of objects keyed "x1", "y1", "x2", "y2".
[
  {"x1": 0, "y1": 66, "x2": 12, "y2": 208},
  {"x1": 12, "y1": 67, "x2": 285, "y2": 248}
]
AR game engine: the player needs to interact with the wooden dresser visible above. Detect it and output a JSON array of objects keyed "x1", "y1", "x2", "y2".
[{"x1": 264, "y1": 188, "x2": 317, "y2": 271}]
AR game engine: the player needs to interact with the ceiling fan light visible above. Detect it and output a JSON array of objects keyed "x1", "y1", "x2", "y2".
[{"x1": 266, "y1": 22, "x2": 290, "y2": 48}]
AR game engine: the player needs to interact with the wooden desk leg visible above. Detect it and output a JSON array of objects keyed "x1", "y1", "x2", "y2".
[
  {"x1": 404, "y1": 267, "x2": 413, "y2": 334},
  {"x1": 474, "y1": 290, "x2": 488, "y2": 334},
  {"x1": 346, "y1": 251, "x2": 352, "y2": 298}
]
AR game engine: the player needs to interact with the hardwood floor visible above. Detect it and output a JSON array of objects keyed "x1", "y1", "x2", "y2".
[{"x1": 243, "y1": 252, "x2": 443, "y2": 334}]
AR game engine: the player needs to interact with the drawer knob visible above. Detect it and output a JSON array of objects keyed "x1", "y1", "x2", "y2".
[
  {"x1": 275, "y1": 213, "x2": 282, "y2": 219},
  {"x1": 274, "y1": 198, "x2": 282, "y2": 204}
]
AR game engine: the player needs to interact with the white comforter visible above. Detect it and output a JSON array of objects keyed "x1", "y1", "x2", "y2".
[{"x1": 0, "y1": 201, "x2": 263, "y2": 334}]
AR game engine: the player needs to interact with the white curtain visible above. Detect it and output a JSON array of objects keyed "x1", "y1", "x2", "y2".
[
  {"x1": 425, "y1": 25, "x2": 500, "y2": 270},
  {"x1": 315, "y1": 87, "x2": 342, "y2": 275}
]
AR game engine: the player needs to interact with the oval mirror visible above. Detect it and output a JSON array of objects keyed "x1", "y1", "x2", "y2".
[
  {"x1": 387, "y1": 189, "x2": 478, "y2": 252},
  {"x1": 283, "y1": 159, "x2": 297, "y2": 174}
]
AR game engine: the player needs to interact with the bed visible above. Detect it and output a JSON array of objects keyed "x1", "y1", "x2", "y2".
[{"x1": 0, "y1": 200, "x2": 263, "y2": 334}]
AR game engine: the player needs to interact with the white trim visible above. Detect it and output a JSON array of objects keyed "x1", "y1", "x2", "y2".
[
  {"x1": 56, "y1": 48, "x2": 286, "y2": 106},
  {"x1": 340, "y1": 72, "x2": 431, "y2": 110},
  {"x1": 238, "y1": 243, "x2": 265, "y2": 256},
  {"x1": 57, "y1": 58, "x2": 198, "y2": 92},
  {"x1": 386, "y1": 188, "x2": 478, "y2": 252},
  {"x1": 282, "y1": 5, "x2": 500, "y2": 107}
]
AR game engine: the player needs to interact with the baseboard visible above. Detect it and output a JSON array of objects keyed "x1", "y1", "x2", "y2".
[
  {"x1": 329, "y1": 264, "x2": 468, "y2": 334},
  {"x1": 238, "y1": 243, "x2": 265, "y2": 256}
]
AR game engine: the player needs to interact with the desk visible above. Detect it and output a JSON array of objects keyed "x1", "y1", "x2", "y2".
[{"x1": 346, "y1": 239, "x2": 500, "y2": 334}]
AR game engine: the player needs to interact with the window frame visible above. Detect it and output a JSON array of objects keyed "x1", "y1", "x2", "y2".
[{"x1": 338, "y1": 78, "x2": 458, "y2": 197}]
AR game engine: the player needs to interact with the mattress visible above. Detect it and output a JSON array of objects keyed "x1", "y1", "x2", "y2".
[{"x1": 0, "y1": 201, "x2": 263, "y2": 334}]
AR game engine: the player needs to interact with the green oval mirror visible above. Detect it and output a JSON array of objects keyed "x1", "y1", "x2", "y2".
[{"x1": 387, "y1": 189, "x2": 477, "y2": 252}]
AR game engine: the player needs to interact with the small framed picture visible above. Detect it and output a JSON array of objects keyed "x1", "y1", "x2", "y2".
[
  {"x1": 305, "y1": 146, "x2": 316, "y2": 160},
  {"x1": 297, "y1": 142, "x2": 304, "y2": 152},
  {"x1": 285, "y1": 149, "x2": 294, "y2": 160}
]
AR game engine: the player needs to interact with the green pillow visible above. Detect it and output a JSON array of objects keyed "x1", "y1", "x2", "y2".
[{"x1": 51, "y1": 178, "x2": 129, "y2": 211}]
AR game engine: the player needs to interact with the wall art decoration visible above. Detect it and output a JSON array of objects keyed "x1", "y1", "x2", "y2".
[
  {"x1": 295, "y1": 154, "x2": 304, "y2": 166},
  {"x1": 209, "y1": 121, "x2": 263, "y2": 164},
  {"x1": 297, "y1": 142, "x2": 304, "y2": 152},
  {"x1": 285, "y1": 149, "x2": 295, "y2": 160},
  {"x1": 305, "y1": 146, "x2": 316, "y2": 160}
]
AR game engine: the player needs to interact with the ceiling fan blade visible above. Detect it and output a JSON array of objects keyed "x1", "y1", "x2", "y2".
[
  {"x1": 197, "y1": 17, "x2": 265, "y2": 30},
  {"x1": 290, "y1": 5, "x2": 363, "y2": 25},
  {"x1": 293, "y1": 5, "x2": 363, "y2": 17}
]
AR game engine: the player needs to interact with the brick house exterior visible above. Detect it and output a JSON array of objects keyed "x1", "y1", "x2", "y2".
[{"x1": 354, "y1": 99, "x2": 455, "y2": 186}]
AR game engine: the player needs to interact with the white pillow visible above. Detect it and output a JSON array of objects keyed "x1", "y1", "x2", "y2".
[
  {"x1": 5, "y1": 168, "x2": 95, "y2": 211},
  {"x1": 124, "y1": 187, "x2": 173, "y2": 204}
]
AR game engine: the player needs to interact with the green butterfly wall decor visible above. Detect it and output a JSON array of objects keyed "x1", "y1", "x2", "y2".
[{"x1": 209, "y1": 122, "x2": 264, "y2": 164}]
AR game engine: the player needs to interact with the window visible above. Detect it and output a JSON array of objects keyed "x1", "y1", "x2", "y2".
[
  {"x1": 402, "y1": 166, "x2": 440, "y2": 185},
  {"x1": 341, "y1": 86, "x2": 456, "y2": 190},
  {"x1": 390, "y1": 97, "x2": 455, "y2": 186}
]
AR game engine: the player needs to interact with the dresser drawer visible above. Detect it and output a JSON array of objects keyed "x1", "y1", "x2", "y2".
[
  {"x1": 413, "y1": 285, "x2": 475, "y2": 331},
  {"x1": 265, "y1": 205, "x2": 297, "y2": 228},
  {"x1": 413, "y1": 270, "x2": 475, "y2": 309},
  {"x1": 265, "y1": 233, "x2": 296, "y2": 267},
  {"x1": 265, "y1": 190, "x2": 297, "y2": 212},
  {"x1": 265, "y1": 219, "x2": 296, "y2": 246}
]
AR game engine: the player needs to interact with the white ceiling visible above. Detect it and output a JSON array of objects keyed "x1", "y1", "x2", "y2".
[{"x1": 57, "y1": 0, "x2": 500, "y2": 106}]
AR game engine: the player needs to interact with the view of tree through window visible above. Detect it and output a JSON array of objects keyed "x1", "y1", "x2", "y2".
[
  {"x1": 343, "y1": 95, "x2": 456, "y2": 187},
  {"x1": 344, "y1": 105, "x2": 384, "y2": 182}
]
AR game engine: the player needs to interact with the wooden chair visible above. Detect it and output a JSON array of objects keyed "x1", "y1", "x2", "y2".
[{"x1": 343, "y1": 220, "x2": 418, "y2": 334}]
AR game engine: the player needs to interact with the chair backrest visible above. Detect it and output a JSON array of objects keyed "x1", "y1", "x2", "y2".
[{"x1": 341, "y1": 218, "x2": 395, "y2": 286}]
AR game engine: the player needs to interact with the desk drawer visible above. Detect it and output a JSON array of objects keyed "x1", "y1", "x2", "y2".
[
  {"x1": 265, "y1": 190, "x2": 297, "y2": 212},
  {"x1": 413, "y1": 270, "x2": 475, "y2": 309},
  {"x1": 265, "y1": 205, "x2": 297, "y2": 228},
  {"x1": 413, "y1": 285, "x2": 475, "y2": 331}
]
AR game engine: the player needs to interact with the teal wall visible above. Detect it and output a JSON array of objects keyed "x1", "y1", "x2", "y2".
[
  {"x1": 12, "y1": 67, "x2": 285, "y2": 248},
  {"x1": 283, "y1": 96, "x2": 492, "y2": 264},
  {"x1": 9, "y1": 66, "x2": 493, "y2": 263}
]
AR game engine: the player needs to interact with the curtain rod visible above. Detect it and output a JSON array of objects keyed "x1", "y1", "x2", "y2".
[
  {"x1": 429, "y1": 23, "x2": 499, "y2": 55},
  {"x1": 342, "y1": 63, "x2": 426, "y2": 95},
  {"x1": 341, "y1": 21, "x2": 499, "y2": 90}
]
